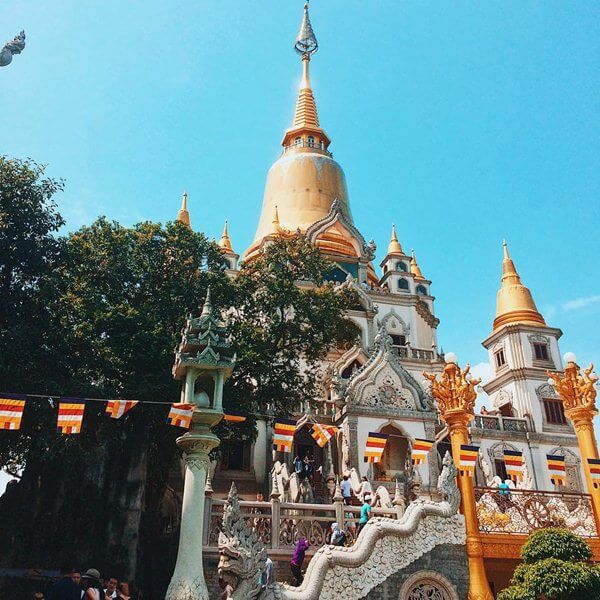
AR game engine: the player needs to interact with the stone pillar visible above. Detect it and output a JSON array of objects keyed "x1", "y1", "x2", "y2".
[
  {"x1": 270, "y1": 477, "x2": 281, "y2": 549},
  {"x1": 333, "y1": 477, "x2": 344, "y2": 527},
  {"x1": 166, "y1": 415, "x2": 220, "y2": 600},
  {"x1": 202, "y1": 473, "x2": 214, "y2": 546}
]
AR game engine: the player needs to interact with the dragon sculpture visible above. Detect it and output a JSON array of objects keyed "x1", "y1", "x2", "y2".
[
  {"x1": 218, "y1": 452, "x2": 463, "y2": 600},
  {"x1": 0, "y1": 31, "x2": 25, "y2": 67}
]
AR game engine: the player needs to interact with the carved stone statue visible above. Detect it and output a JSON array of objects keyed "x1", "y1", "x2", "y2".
[{"x1": 0, "y1": 30, "x2": 25, "y2": 67}]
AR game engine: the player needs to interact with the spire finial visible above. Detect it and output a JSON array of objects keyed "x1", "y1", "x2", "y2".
[
  {"x1": 218, "y1": 220, "x2": 234, "y2": 252},
  {"x1": 295, "y1": 2, "x2": 318, "y2": 57},
  {"x1": 387, "y1": 223, "x2": 403, "y2": 255},
  {"x1": 410, "y1": 249, "x2": 425, "y2": 280},
  {"x1": 201, "y1": 286, "x2": 213, "y2": 317},
  {"x1": 502, "y1": 239, "x2": 510, "y2": 260},
  {"x1": 176, "y1": 190, "x2": 191, "y2": 228}
]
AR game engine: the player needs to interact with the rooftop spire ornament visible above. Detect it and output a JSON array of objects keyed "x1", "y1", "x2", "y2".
[
  {"x1": 295, "y1": 2, "x2": 318, "y2": 57},
  {"x1": 0, "y1": 30, "x2": 26, "y2": 67}
]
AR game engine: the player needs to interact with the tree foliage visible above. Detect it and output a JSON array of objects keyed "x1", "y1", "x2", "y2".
[
  {"x1": 0, "y1": 158, "x2": 359, "y2": 597},
  {"x1": 497, "y1": 528, "x2": 600, "y2": 600}
]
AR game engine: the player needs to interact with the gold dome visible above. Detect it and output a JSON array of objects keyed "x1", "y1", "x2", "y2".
[
  {"x1": 244, "y1": 3, "x2": 357, "y2": 261},
  {"x1": 218, "y1": 220, "x2": 234, "y2": 253},
  {"x1": 493, "y1": 241, "x2": 546, "y2": 330},
  {"x1": 410, "y1": 249, "x2": 425, "y2": 280}
]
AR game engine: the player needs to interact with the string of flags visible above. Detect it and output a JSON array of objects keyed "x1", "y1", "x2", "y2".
[
  {"x1": 546, "y1": 454, "x2": 566, "y2": 486},
  {"x1": 503, "y1": 449, "x2": 525, "y2": 483},
  {"x1": 588, "y1": 458, "x2": 600, "y2": 488},
  {"x1": 459, "y1": 444, "x2": 479, "y2": 476},
  {"x1": 411, "y1": 438, "x2": 434, "y2": 465},
  {"x1": 364, "y1": 432, "x2": 389, "y2": 463},
  {"x1": 0, "y1": 393, "x2": 247, "y2": 435}
]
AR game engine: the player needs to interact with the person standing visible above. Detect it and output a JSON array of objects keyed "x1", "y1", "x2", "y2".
[
  {"x1": 290, "y1": 537, "x2": 309, "y2": 586},
  {"x1": 340, "y1": 475, "x2": 353, "y2": 505},
  {"x1": 357, "y1": 495, "x2": 372, "y2": 536},
  {"x1": 47, "y1": 566, "x2": 80, "y2": 600},
  {"x1": 329, "y1": 522, "x2": 346, "y2": 546},
  {"x1": 357, "y1": 476, "x2": 372, "y2": 502},
  {"x1": 104, "y1": 576, "x2": 118, "y2": 599},
  {"x1": 81, "y1": 569, "x2": 103, "y2": 600}
]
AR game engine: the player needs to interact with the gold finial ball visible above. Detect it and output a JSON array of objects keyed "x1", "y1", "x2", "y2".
[
  {"x1": 564, "y1": 352, "x2": 577, "y2": 364},
  {"x1": 444, "y1": 352, "x2": 458, "y2": 364}
]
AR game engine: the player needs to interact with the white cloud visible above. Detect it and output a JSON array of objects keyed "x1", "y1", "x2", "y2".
[
  {"x1": 562, "y1": 295, "x2": 600, "y2": 311},
  {"x1": 470, "y1": 361, "x2": 494, "y2": 413}
]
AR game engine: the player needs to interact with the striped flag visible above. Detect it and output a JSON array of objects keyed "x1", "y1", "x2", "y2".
[
  {"x1": 546, "y1": 454, "x2": 566, "y2": 486},
  {"x1": 167, "y1": 403, "x2": 195, "y2": 429},
  {"x1": 0, "y1": 395, "x2": 26, "y2": 430},
  {"x1": 57, "y1": 400, "x2": 85, "y2": 434},
  {"x1": 458, "y1": 444, "x2": 479, "y2": 476},
  {"x1": 588, "y1": 458, "x2": 600, "y2": 489},
  {"x1": 106, "y1": 400, "x2": 138, "y2": 419},
  {"x1": 412, "y1": 438, "x2": 434, "y2": 465},
  {"x1": 364, "y1": 432, "x2": 388, "y2": 463},
  {"x1": 273, "y1": 418, "x2": 296, "y2": 452},
  {"x1": 224, "y1": 411, "x2": 247, "y2": 423},
  {"x1": 310, "y1": 423, "x2": 333, "y2": 448},
  {"x1": 503, "y1": 449, "x2": 525, "y2": 482}
]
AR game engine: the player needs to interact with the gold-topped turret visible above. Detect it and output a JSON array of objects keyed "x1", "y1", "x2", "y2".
[
  {"x1": 176, "y1": 191, "x2": 191, "y2": 228},
  {"x1": 410, "y1": 249, "x2": 425, "y2": 280},
  {"x1": 218, "y1": 221, "x2": 233, "y2": 253},
  {"x1": 493, "y1": 240, "x2": 545, "y2": 331},
  {"x1": 387, "y1": 224, "x2": 403, "y2": 255}
]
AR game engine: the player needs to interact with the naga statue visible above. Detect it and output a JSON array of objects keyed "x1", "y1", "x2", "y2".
[
  {"x1": 218, "y1": 452, "x2": 463, "y2": 600},
  {"x1": 218, "y1": 483, "x2": 267, "y2": 599},
  {"x1": 0, "y1": 30, "x2": 25, "y2": 67}
]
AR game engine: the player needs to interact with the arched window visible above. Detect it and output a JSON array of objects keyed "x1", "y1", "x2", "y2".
[
  {"x1": 307, "y1": 135, "x2": 315, "y2": 148},
  {"x1": 295, "y1": 136, "x2": 302, "y2": 146},
  {"x1": 396, "y1": 261, "x2": 407, "y2": 272},
  {"x1": 398, "y1": 278, "x2": 409, "y2": 291},
  {"x1": 400, "y1": 571, "x2": 459, "y2": 600},
  {"x1": 416, "y1": 284, "x2": 427, "y2": 296},
  {"x1": 375, "y1": 424, "x2": 408, "y2": 481}
]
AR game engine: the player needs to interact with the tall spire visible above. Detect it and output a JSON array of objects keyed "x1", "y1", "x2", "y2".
[
  {"x1": 493, "y1": 240, "x2": 546, "y2": 330},
  {"x1": 387, "y1": 224, "x2": 403, "y2": 255},
  {"x1": 410, "y1": 249, "x2": 425, "y2": 280},
  {"x1": 218, "y1": 220, "x2": 234, "y2": 253},
  {"x1": 176, "y1": 191, "x2": 191, "y2": 228},
  {"x1": 282, "y1": 2, "x2": 330, "y2": 148}
]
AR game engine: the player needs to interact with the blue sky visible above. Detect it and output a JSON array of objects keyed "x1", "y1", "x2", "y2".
[{"x1": 1, "y1": 2, "x2": 599, "y2": 395}]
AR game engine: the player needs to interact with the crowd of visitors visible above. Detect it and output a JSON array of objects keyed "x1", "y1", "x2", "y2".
[{"x1": 34, "y1": 567, "x2": 132, "y2": 600}]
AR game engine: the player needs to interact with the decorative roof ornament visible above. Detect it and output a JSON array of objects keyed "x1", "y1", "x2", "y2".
[
  {"x1": 176, "y1": 190, "x2": 191, "y2": 228},
  {"x1": 218, "y1": 220, "x2": 234, "y2": 253},
  {"x1": 0, "y1": 30, "x2": 25, "y2": 67},
  {"x1": 387, "y1": 224, "x2": 403, "y2": 255},
  {"x1": 295, "y1": 2, "x2": 318, "y2": 57},
  {"x1": 410, "y1": 249, "x2": 425, "y2": 280}
]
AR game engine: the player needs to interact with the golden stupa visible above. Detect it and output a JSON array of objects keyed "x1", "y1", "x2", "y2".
[
  {"x1": 244, "y1": 3, "x2": 357, "y2": 262},
  {"x1": 493, "y1": 240, "x2": 546, "y2": 330}
]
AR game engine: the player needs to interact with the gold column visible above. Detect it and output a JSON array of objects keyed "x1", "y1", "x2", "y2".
[
  {"x1": 424, "y1": 356, "x2": 494, "y2": 600},
  {"x1": 548, "y1": 355, "x2": 600, "y2": 528}
]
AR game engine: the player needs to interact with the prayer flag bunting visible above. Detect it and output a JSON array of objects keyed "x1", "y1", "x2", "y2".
[
  {"x1": 546, "y1": 454, "x2": 566, "y2": 486},
  {"x1": 273, "y1": 418, "x2": 297, "y2": 452},
  {"x1": 364, "y1": 432, "x2": 388, "y2": 463},
  {"x1": 106, "y1": 400, "x2": 138, "y2": 419},
  {"x1": 412, "y1": 438, "x2": 434, "y2": 465},
  {"x1": 224, "y1": 411, "x2": 247, "y2": 423},
  {"x1": 503, "y1": 449, "x2": 525, "y2": 482},
  {"x1": 57, "y1": 400, "x2": 85, "y2": 434},
  {"x1": 310, "y1": 423, "x2": 333, "y2": 448},
  {"x1": 167, "y1": 403, "x2": 195, "y2": 429},
  {"x1": 588, "y1": 458, "x2": 600, "y2": 489},
  {"x1": 325, "y1": 425, "x2": 339, "y2": 436},
  {"x1": 0, "y1": 394, "x2": 26, "y2": 430},
  {"x1": 458, "y1": 444, "x2": 479, "y2": 476}
]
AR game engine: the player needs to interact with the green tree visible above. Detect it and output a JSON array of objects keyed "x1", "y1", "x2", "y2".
[
  {"x1": 497, "y1": 528, "x2": 600, "y2": 600},
  {"x1": 220, "y1": 235, "x2": 359, "y2": 441},
  {"x1": 0, "y1": 201, "x2": 358, "y2": 597}
]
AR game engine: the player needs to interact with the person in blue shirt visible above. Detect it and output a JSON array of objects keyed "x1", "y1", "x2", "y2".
[{"x1": 498, "y1": 479, "x2": 512, "y2": 498}]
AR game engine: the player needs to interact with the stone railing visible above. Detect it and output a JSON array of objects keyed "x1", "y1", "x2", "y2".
[
  {"x1": 472, "y1": 414, "x2": 529, "y2": 433},
  {"x1": 475, "y1": 487, "x2": 597, "y2": 537},
  {"x1": 205, "y1": 496, "x2": 400, "y2": 551},
  {"x1": 395, "y1": 346, "x2": 435, "y2": 361}
]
